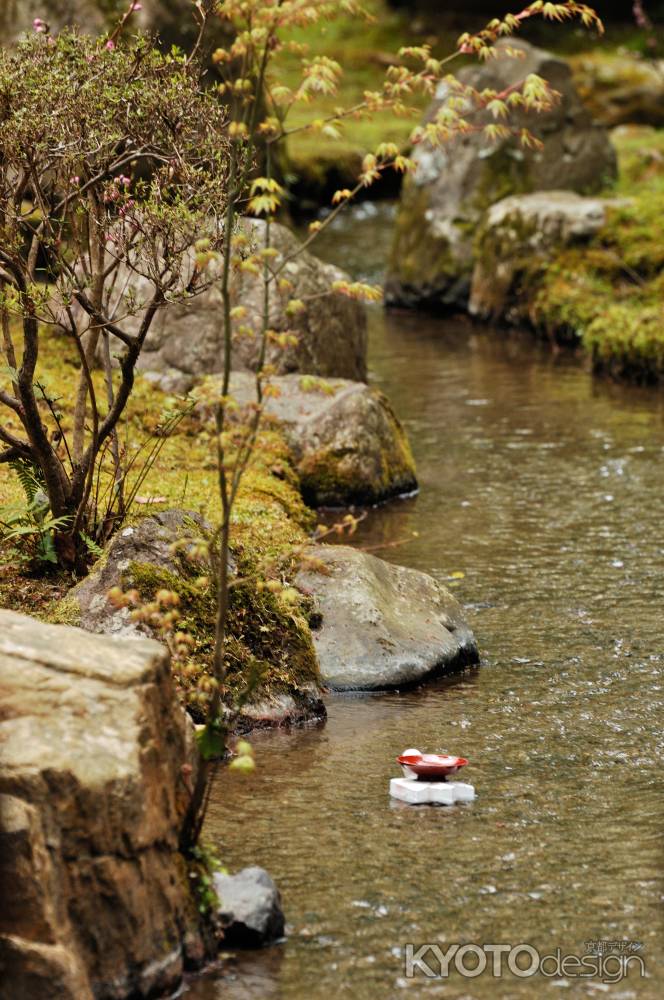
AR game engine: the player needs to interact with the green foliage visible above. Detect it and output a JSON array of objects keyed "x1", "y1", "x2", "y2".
[
  {"x1": 188, "y1": 841, "x2": 225, "y2": 916},
  {"x1": 80, "y1": 532, "x2": 104, "y2": 559},
  {"x1": 8, "y1": 458, "x2": 44, "y2": 506},
  {"x1": 197, "y1": 718, "x2": 227, "y2": 762},
  {"x1": 0, "y1": 24, "x2": 230, "y2": 568},
  {"x1": 0, "y1": 461, "x2": 71, "y2": 566},
  {"x1": 228, "y1": 739, "x2": 256, "y2": 773}
]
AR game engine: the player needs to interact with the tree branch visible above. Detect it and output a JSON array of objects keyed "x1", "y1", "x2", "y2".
[{"x1": 72, "y1": 290, "x2": 138, "y2": 348}]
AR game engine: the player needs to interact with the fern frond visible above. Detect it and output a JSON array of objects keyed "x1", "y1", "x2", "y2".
[{"x1": 9, "y1": 459, "x2": 46, "y2": 505}]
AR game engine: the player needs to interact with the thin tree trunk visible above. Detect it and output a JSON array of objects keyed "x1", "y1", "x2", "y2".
[{"x1": 73, "y1": 196, "x2": 105, "y2": 462}]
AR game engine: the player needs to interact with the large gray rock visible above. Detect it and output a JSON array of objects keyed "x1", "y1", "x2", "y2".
[
  {"x1": 226, "y1": 221, "x2": 368, "y2": 382},
  {"x1": 86, "y1": 220, "x2": 367, "y2": 388},
  {"x1": 385, "y1": 38, "x2": 617, "y2": 310},
  {"x1": 213, "y1": 867, "x2": 285, "y2": 947},
  {"x1": 469, "y1": 190, "x2": 612, "y2": 320},
  {"x1": 0, "y1": 610, "x2": 207, "y2": 1000},
  {"x1": 226, "y1": 372, "x2": 417, "y2": 507},
  {"x1": 296, "y1": 545, "x2": 479, "y2": 690}
]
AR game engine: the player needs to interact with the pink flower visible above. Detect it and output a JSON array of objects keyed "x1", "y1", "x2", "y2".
[
  {"x1": 70, "y1": 176, "x2": 80, "y2": 185},
  {"x1": 131, "y1": 3, "x2": 142, "y2": 10},
  {"x1": 32, "y1": 18, "x2": 47, "y2": 33},
  {"x1": 105, "y1": 40, "x2": 115, "y2": 51}
]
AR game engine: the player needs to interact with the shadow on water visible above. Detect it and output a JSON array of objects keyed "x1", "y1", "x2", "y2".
[{"x1": 187, "y1": 203, "x2": 664, "y2": 999}]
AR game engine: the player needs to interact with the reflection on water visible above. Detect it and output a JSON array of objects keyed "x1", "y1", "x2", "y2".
[{"x1": 187, "y1": 206, "x2": 664, "y2": 999}]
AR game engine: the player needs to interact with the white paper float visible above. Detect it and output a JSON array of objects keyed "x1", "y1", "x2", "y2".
[{"x1": 389, "y1": 776, "x2": 476, "y2": 805}]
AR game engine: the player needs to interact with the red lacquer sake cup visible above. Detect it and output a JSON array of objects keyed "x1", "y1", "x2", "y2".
[{"x1": 397, "y1": 752, "x2": 468, "y2": 780}]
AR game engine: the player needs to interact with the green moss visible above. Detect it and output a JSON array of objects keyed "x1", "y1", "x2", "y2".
[
  {"x1": 298, "y1": 401, "x2": 416, "y2": 505},
  {"x1": 570, "y1": 52, "x2": 664, "y2": 127},
  {"x1": 584, "y1": 302, "x2": 664, "y2": 382},
  {"x1": 126, "y1": 541, "x2": 319, "y2": 721},
  {"x1": 46, "y1": 594, "x2": 82, "y2": 627},
  {"x1": 389, "y1": 182, "x2": 461, "y2": 292}
]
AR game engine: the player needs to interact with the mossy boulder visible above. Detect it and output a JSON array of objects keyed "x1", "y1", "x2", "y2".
[
  {"x1": 469, "y1": 190, "x2": 613, "y2": 321},
  {"x1": 226, "y1": 372, "x2": 417, "y2": 507},
  {"x1": 53, "y1": 496, "x2": 325, "y2": 729},
  {"x1": 295, "y1": 545, "x2": 478, "y2": 690},
  {"x1": 466, "y1": 150, "x2": 664, "y2": 385},
  {"x1": 385, "y1": 38, "x2": 617, "y2": 310},
  {"x1": 55, "y1": 509, "x2": 211, "y2": 637}
]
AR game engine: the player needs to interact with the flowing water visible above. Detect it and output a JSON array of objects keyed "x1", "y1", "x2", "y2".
[{"x1": 188, "y1": 204, "x2": 664, "y2": 999}]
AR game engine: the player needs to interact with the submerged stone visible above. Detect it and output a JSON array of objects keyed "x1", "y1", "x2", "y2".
[{"x1": 213, "y1": 867, "x2": 285, "y2": 948}]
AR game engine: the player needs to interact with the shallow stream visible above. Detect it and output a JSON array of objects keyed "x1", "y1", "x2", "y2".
[{"x1": 189, "y1": 204, "x2": 663, "y2": 999}]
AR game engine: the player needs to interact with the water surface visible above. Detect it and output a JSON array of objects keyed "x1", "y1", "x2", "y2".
[{"x1": 188, "y1": 204, "x2": 664, "y2": 999}]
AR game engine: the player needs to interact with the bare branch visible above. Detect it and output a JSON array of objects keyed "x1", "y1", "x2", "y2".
[{"x1": 72, "y1": 290, "x2": 138, "y2": 348}]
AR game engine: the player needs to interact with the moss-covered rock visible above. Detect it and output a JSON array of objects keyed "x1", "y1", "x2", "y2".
[
  {"x1": 386, "y1": 38, "x2": 616, "y2": 310},
  {"x1": 469, "y1": 190, "x2": 612, "y2": 320},
  {"x1": 51, "y1": 456, "x2": 326, "y2": 729},
  {"x1": 226, "y1": 372, "x2": 418, "y2": 507},
  {"x1": 466, "y1": 127, "x2": 664, "y2": 383}
]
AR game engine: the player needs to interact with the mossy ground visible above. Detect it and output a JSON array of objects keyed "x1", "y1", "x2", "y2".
[
  {"x1": 518, "y1": 127, "x2": 664, "y2": 381},
  {"x1": 0, "y1": 324, "x2": 321, "y2": 709}
]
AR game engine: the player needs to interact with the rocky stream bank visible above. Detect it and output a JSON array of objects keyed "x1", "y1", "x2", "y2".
[
  {"x1": 1, "y1": 212, "x2": 478, "y2": 999},
  {"x1": 386, "y1": 37, "x2": 664, "y2": 384}
]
